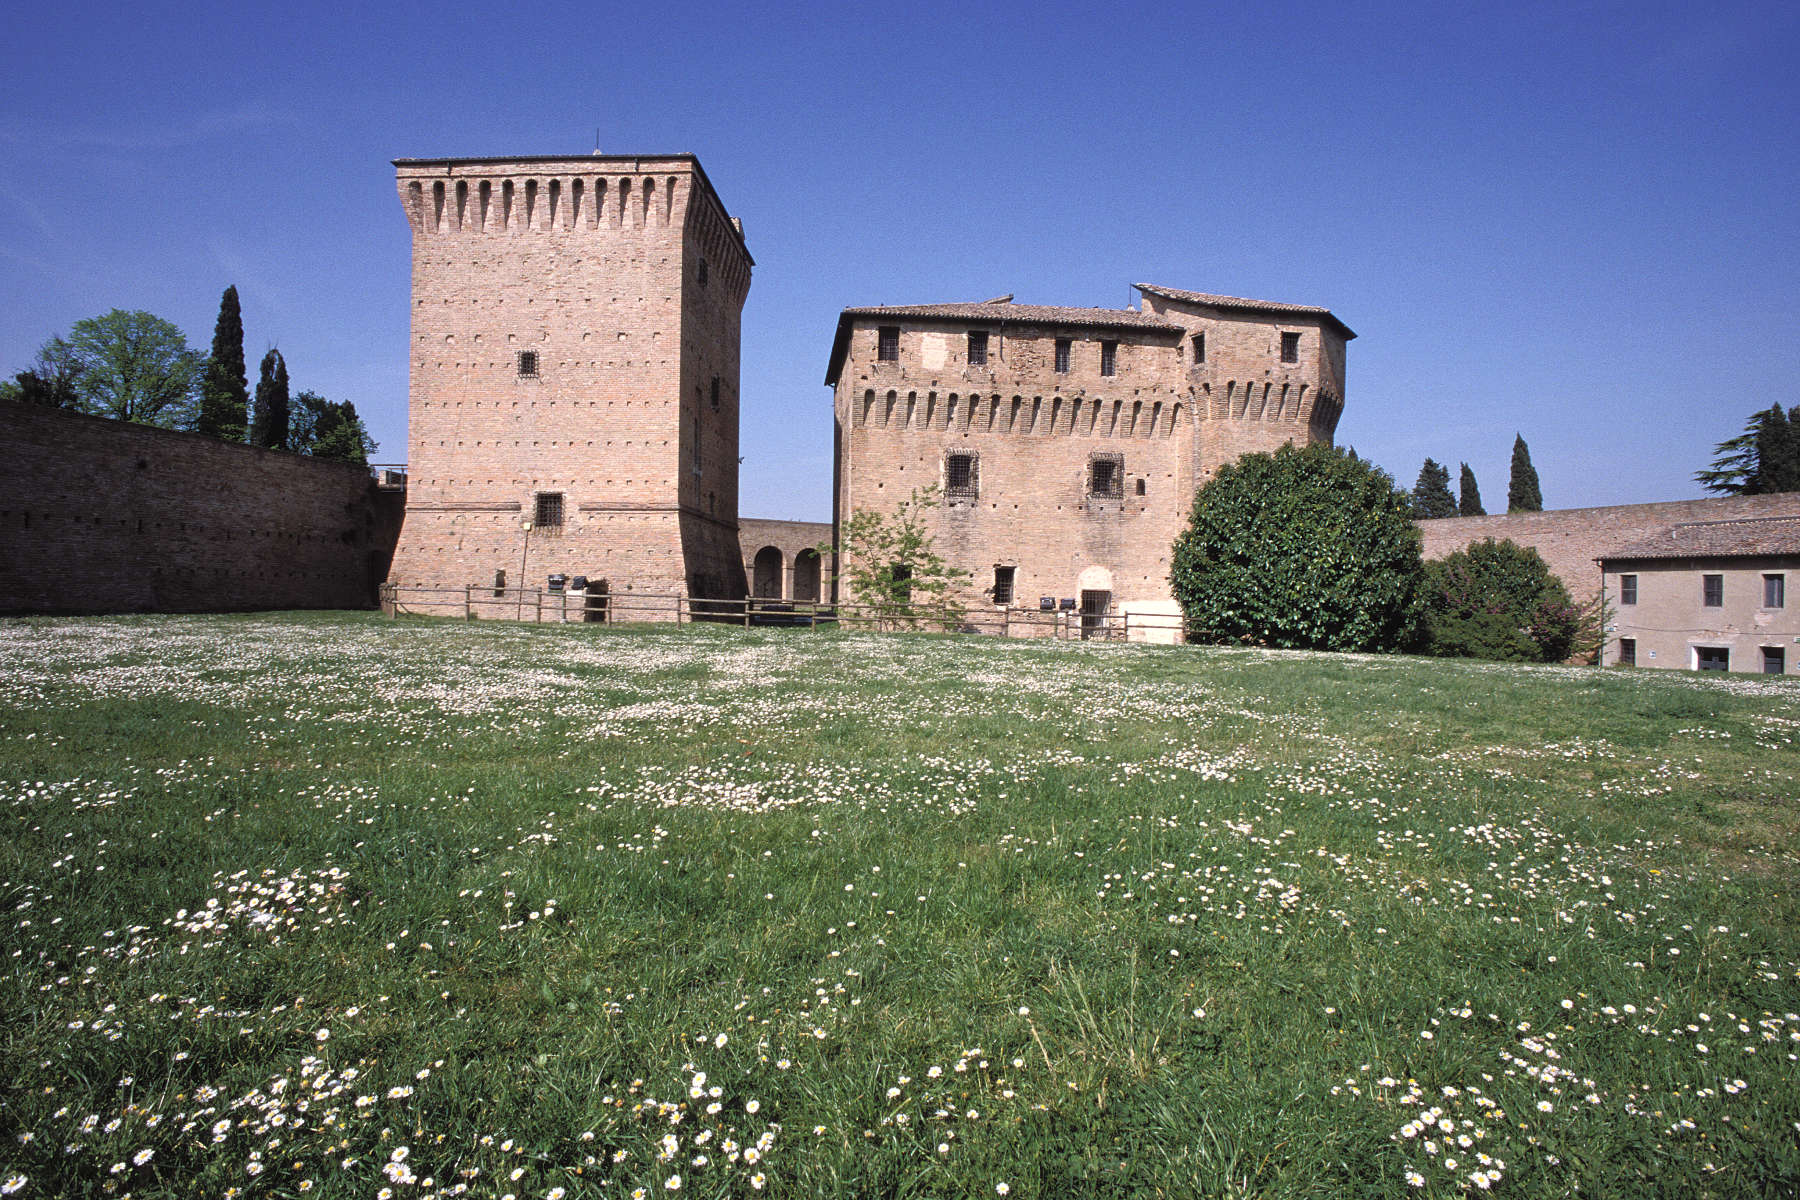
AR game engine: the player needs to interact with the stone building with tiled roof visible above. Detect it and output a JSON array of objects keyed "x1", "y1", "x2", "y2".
[{"x1": 827, "y1": 284, "x2": 1353, "y2": 636}]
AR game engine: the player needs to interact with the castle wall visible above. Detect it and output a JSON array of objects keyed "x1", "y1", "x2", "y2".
[
  {"x1": 0, "y1": 400, "x2": 398, "y2": 614},
  {"x1": 389, "y1": 155, "x2": 751, "y2": 603},
  {"x1": 1417, "y1": 493, "x2": 1800, "y2": 601}
]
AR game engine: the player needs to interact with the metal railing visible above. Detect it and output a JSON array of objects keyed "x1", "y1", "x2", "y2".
[
  {"x1": 369, "y1": 463, "x2": 408, "y2": 486},
  {"x1": 377, "y1": 584, "x2": 1185, "y2": 643}
]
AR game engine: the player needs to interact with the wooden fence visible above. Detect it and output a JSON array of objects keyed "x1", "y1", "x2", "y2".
[{"x1": 378, "y1": 584, "x2": 1185, "y2": 643}]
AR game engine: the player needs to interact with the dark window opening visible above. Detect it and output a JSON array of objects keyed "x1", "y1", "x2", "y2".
[
  {"x1": 1696, "y1": 646, "x2": 1729, "y2": 671},
  {"x1": 877, "y1": 326, "x2": 900, "y2": 362},
  {"x1": 1192, "y1": 332, "x2": 1205, "y2": 363},
  {"x1": 1099, "y1": 341, "x2": 1117, "y2": 377},
  {"x1": 1619, "y1": 574, "x2": 1638, "y2": 605},
  {"x1": 1702, "y1": 574, "x2": 1723, "y2": 607},
  {"x1": 1089, "y1": 456, "x2": 1123, "y2": 499},
  {"x1": 993, "y1": 566, "x2": 1015, "y2": 606},
  {"x1": 945, "y1": 452, "x2": 978, "y2": 499},
  {"x1": 711, "y1": 376, "x2": 720, "y2": 409},
  {"x1": 698, "y1": 258, "x2": 709, "y2": 287},
  {"x1": 1618, "y1": 637, "x2": 1636, "y2": 667},
  {"x1": 1054, "y1": 338, "x2": 1071, "y2": 374},
  {"x1": 1134, "y1": 477, "x2": 1146, "y2": 496},
  {"x1": 1764, "y1": 573, "x2": 1785, "y2": 609},
  {"x1": 533, "y1": 492, "x2": 564, "y2": 527},
  {"x1": 1280, "y1": 332, "x2": 1300, "y2": 363},
  {"x1": 1763, "y1": 646, "x2": 1785, "y2": 675},
  {"x1": 493, "y1": 569, "x2": 506, "y2": 597},
  {"x1": 518, "y1": 350, "x2": 539, "y2": 377},
  {"x1": 967, "y1": 331, "x2": 989, "y2": 366}
]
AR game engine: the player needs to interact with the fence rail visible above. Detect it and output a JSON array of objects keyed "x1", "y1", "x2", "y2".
[{"x1": 378, "y1": 584, "x2": 1185, "y2": 643}]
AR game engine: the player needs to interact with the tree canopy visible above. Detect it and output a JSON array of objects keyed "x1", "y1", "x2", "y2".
[
  {"x1": 1410, "y1": 458, "x2": 1457, "y2": 519},
  {"x1": 831, "y1": 485, "x2": 970, "y2": 630},
  {"x1": 1507, "y1": 435, "x2": 1543, "y2": 512},
  {"x1": 1458, "y1": 462, "x2": 1485, "y2": 516},
  {"x1": 1171, "y1": 442, "x2": 1423, "y2": 652},
  {"x1": 291, "y1": 391, "x2": 376, "y2": 465},
  {"x1": 1696, "y1": 404, "x2": 1800, "y2": 495},
  {"x1": 22, "y1": 311, "x2": 204, "y2": 427},
  {"x1": 196, "y1": 285, "x2": 249, "y2": 442},
  {"x1": 1421, "y1": 538, "x2": 1580, "y2": 662},
  {"x1": 249, "y1": 349, "x2": 290, "y2": 451}
]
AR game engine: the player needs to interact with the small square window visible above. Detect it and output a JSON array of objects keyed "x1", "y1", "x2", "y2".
[
  {"x1": 1192, "y1": 332, "x2": 1205, "y2": 363},
  {"x1": 967, "y1": 331, "x2": 989, "y2": 366},
  {"x1": 1280, "y1": 332, "x2": 1300, "y2": 363},
  {"x1": 1619, "y1": 574, "x2": 1638, "y2": 605},
  {"x1": 1763, "y1": 646, "x2": 1785, "y2": 675},
  {"x1": 1618, "y1": 637, "x2": 1636, "y2": 667},
  {"x1": 1702, "y1": 574, "x2": 1723, "y2": 607},
  {"x1": 1100, "y1": 341, "x2": 1117, "y2": 377},
  {"x1": 1054, "y1": 338, "x2": 1071, "y2": 374},
  {"x1": 518, "y1": 350, "x2": 539, "y2": 377},
  {"x1": 1089, "y1": 456, "x2": 1123, "y2": 499},
  {"x1": 877, "y1": 326, "x2": 900, "y2": 362},
  {"x1": 1135, "y1": 477, "x2": 1146, "y2": 496},
  {"x1": 945, "y1": 452, "x2": 978, "y2": 499},
  {"x1": 1764, "y1": 573, "x2": 1785, "y2": 609},
  {"x1": 534, "y1": 492, "x2": 564, "y2": 527},
  {"x1": 992, "y1": 565, "x2": 1015, "y2": 606}
]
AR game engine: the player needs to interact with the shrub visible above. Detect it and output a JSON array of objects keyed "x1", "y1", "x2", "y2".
[
  {"x1": 1421, "y1": 538, "x2": 1580, "y2": 662},
  {"x1": 1170, "y1": 442, "x2": 1423, "y2": 651}
]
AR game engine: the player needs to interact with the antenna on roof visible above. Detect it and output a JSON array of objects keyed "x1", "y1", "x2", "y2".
[{"x1": 592, "y1": 128, "x2": 602, "y2": 155}]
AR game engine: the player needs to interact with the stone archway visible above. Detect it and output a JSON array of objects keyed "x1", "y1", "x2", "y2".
[
  {"x1": 793, "y1": 548, "x2": 822, "y2": 603},
  {"x1": 752, "y1": 545, "x2": 785, "y2": 598}
]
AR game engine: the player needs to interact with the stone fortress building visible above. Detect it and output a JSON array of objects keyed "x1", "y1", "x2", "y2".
[
  {"x1": 826, "y1": 286, "x2": 1352, "y2": 629},
  {"x1": 386, "y1": 154, "x2": 753, "y2": 603}
]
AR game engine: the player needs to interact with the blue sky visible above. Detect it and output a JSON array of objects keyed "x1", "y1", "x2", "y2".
[{"x1": 4, "y1": 0, "x2": 1796, "y2": 522}]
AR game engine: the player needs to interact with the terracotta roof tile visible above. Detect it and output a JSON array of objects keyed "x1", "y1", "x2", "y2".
[
  {"x1": 1133, "y1": 283, "x2": 1356, "y2": 339},
  {"x1": 835, "y1": 301, "x2": 1179, "y2": 332},
  {"x1": 1603, "y1": 516, "x2": 1800, "y2": 561}
]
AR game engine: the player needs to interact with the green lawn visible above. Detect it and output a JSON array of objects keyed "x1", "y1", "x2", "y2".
[{"x1": 1, "y1": 612, "x2": 1796, "y2": 1199}]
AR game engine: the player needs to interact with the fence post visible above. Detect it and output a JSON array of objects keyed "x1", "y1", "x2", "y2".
[
  {"x1": 464, "y1": 586, "x2": 473, "y2": 620},
  {"x1": 535, "y1": 590, "x2": 542, "y2": 624}
]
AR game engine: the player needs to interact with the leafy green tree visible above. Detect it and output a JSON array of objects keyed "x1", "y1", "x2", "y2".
[
  {"x1": 830, "y1": 485, "x2": 970, "y2": 630},
  {"x1": 46, "y1": 310, "x2": 202, "y2": 426},
  {"x1": 1170, "y1": 442, "x2": 1423, "y2": 651},
  {"x1": 249, "y1": 349, "x2": 289, "y2": 450},
  {"x1": 1421, "y1": 538, "x2": 1579, "y2": 662},
  {"x1": 0, "y1": 338, "x2": 84, "y2": 408},
  {"x1": 1507, "y1": 434, "x2": 1543, "y2": 512},
  {"x1": 1696, "y1": 404, "x2": 1800, "y2": 495},
  {"x1": 1458, "y1": 462, "x2": 1485, "y2": 516},
  {"x1": 196, "y1": 285, "x2": 249, "y2": 441},
  {"x1": 1410, "y1": 458, "x2": 1457, "y2": 519},
  {"x1": 291, "y1": 391, "x2": 376, "y2": 465}
]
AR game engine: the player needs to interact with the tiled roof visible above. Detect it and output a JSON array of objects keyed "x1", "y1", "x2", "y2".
[
  {"x1": 1603, "y1": 516, "x2": 1800, "y2": 561},
  {"x1": 836, "y1": 301, "x2": 1179, "y2": 332},
  {"x1": 1133, "y1": 283, "x2": 1356, "y2": 339}
]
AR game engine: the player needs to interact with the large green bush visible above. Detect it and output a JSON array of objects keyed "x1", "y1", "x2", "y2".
[
  {"x1": 1421, "y1": 538, "x2": 1580, "y2": 662},
  {"x1": 1170, "y1": 442, "x2": 1423, "y2": 651}
]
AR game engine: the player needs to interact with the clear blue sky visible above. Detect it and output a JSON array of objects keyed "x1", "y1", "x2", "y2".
[{"x1": 4, "y1": 0, "x2": 1796, "y2": 523}]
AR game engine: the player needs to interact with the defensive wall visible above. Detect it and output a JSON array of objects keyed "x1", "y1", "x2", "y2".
[
  {"x1": 739, "y1": 518, "x2": 831, "y2": 602},
  {"x1": 1417, "y1": 493, "x2": 1800, "y2": 601},
  {"x1": 0, "y1": 400, "x2": 402, "y2": 615}
]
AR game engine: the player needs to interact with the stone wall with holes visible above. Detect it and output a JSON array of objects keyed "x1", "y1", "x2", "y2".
[
  {"x1": 831, "y1": 302, "x2": 1346, "y2": 613},
  {"x1": 0, "y1": 400, "x2": 400, "y2": 614},
  {"x1": 388, "y1": 155, "x2": 753, "y2": 603},
  {"x1": 740, "y1": 517, "x2": 832, "y2": 601},
  {"x1": 1417, "y1": 493, "x2": 1800, "y2": 602}
]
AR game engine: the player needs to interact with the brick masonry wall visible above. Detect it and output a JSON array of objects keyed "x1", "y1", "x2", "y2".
[
  {"x1": 740, "y1": 517, "x2": 831, "y2": 600},
  {"x1": 832, "y1": 295, "x2": 1343, "y2": 611},
  {"x1": 388, "y1": 155, "x2": 752, "y2": 603},
  {"x1": 1417, "y1": 493, "x2": 1800, "y2": 601},
  {"x1": 0, "y1": 400, "x2": 400, "y2": 614}
]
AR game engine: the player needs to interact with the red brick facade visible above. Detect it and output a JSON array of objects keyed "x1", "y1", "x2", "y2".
[
  {"x1": 386, "y1": 155, "x2": 753, "y2": 603},
  {"x1": 0, "y1": 400, "x2": 400, "y2": 614}
]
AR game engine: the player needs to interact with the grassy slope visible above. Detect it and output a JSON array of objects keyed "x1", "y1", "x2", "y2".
[{"x1": 0, "y1": 612, "x2": 1796, "y2": 1199}]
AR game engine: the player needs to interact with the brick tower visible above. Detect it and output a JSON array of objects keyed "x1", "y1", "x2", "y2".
[{"x1": 388, "y1": 154, "x2": 753, "y2": 603}]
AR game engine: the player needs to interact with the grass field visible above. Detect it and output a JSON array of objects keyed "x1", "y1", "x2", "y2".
[{"x1": 1, "y1": 612, "x2": 1797, "y2": 1199}]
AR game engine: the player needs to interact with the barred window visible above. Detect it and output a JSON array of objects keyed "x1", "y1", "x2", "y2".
[
  {"x1": 1089, "y1": 455, "x2": 1123, "y2": 499},
  {"x1": 518, "y1": 350, "x2": 539, "y2": 377},
  {"x1": 534, "y1": 492, "x2": 564, "y2": 527},
  {"x1": 1702, "y1": 574, "x2": 1723, "y2": 607},
  {"x1": 1192, "y1": 332, "x2": 1205, "y2": 363},
  {"x1": 1618, "y1": 637, "x2": 1636, "y2": 666},
  {"x1": 993, "y1": 566, "x2": 1015, "y2": 606},
  {"x1": 945, "y1": 452, "x2": 978, "y2": 499},
  {"x1": 967, "y1": 331, "x2": 989, "y2": 366},
  {"x1": 878, "y1": 326, "x2": 900, "y2": 362},
  {"x1": 1619, "y1": 574, "x2": 1637, "y2": 605},
  {"x1": 1099, "y1": 341, "x2": 1117, "y2": 377},
  {"x1": 1280, "y1": 332, "x2": 1300, "y2": 363},
  {"x1": 1054, "y1": 338, "x2": 1070, "y2": 374}
]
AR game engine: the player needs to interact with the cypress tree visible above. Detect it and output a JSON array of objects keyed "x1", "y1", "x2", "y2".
[
  {"x1": 1458, "y1": 463, "x2": 1485, "y2": 516},
  {"x1": 1507, "y1": 435, "x2": 1543, "y2": 512},
  {"x1": 1410, "y1": 458, "x2": 1456, "y2": 519},
  {"x1": 196, "y1": 286, "x2": 248, "y2": 441},
  {"x1": 249, "y1": 349, "x2": 289, "y2": 450}
]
